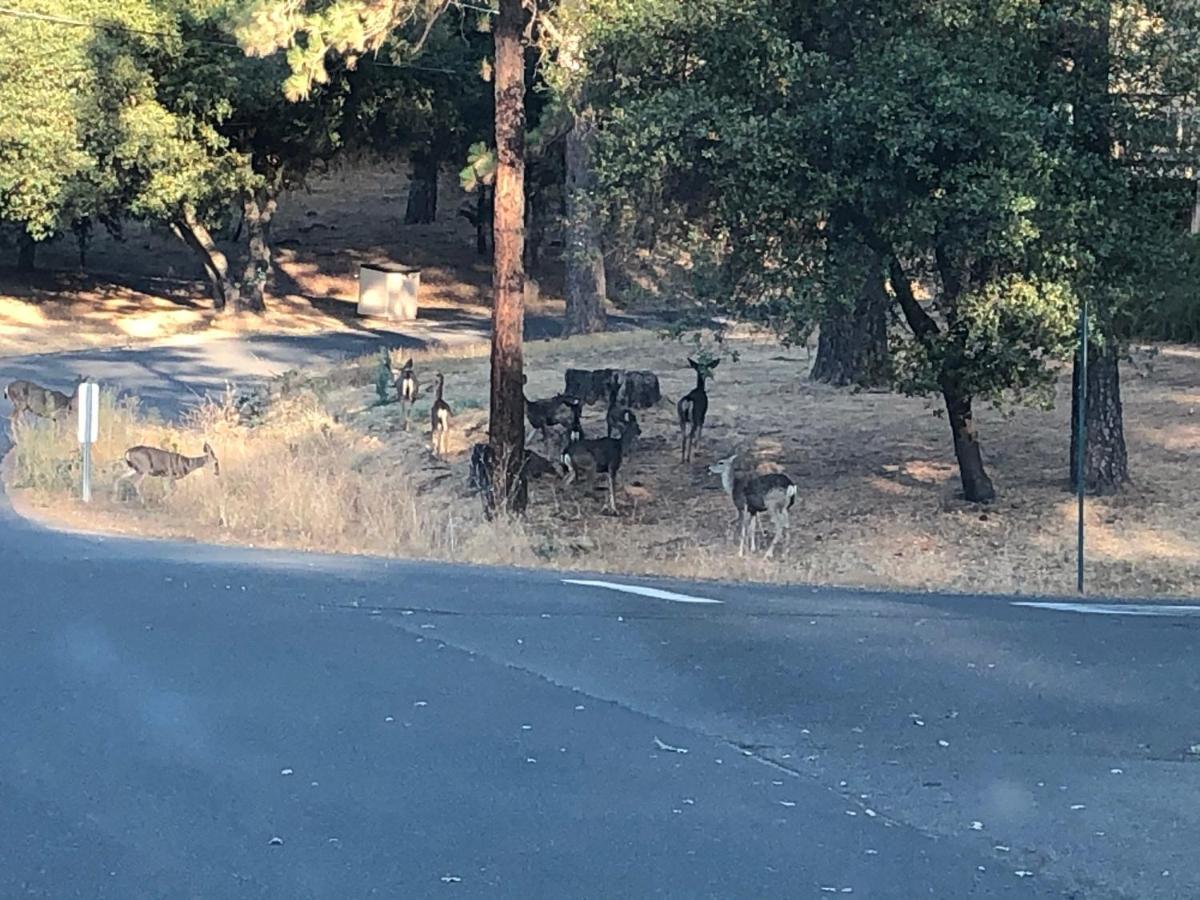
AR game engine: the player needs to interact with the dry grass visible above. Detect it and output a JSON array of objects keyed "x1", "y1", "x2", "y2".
[
  {"x1": 9, "y1": 331, "x2": 1200, "y2": 599},
  {"x1": 0, "y1": 163, "x2": 564, "y2": 357}
]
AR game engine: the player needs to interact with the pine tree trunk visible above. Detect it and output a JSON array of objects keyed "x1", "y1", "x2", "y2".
[
  {"x1": 942, "y1": 381, "x2": 996, "y2": 503},
  {"x1": 404, "y1": 148, "x2": 439, "y2": 225},
  {"x1": 236, "y1": 190, "x2": 276, "y2": 313},
  {"x1": 16, "y1": 233, "x2": 36, "y2": 271},
  {"x1": 1070, "y1": 340, "x2": 1128, "y2": 493},
  {"x1": 172, "y1": 207, "x2": 237, "y2": 311},
  {"x1": 563, "y1": 109, "x2": 607, "y2": 336},
  {"x1": 489, "y1": 0, "x2": 528, "y2": 514},
  {"x1": 812, "y1": 253, "x2": 889, "y2": 387}
]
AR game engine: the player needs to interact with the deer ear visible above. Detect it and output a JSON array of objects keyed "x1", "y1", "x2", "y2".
[{"x1": 710, "y1": 358, "x2": 721, "y2": 369}]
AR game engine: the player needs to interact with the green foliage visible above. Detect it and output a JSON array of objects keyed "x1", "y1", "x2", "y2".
[
  {"x1": 588, "y1": 0, "x2": 1200, "y2": 412},
  {"x1": 0, "y1": 0, "x2": 189, "y2": 239},
  {"x1": 459, "y1": 141, "x2": 497, "y2": 192},
  {"x1": 230, "y1": 0, "x2": 454, "y2": 100}
]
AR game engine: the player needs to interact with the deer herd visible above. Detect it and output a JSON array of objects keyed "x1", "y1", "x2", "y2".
[
  {"x1": 395, "y1": 354, "x2": 797, "y2": 558},
  {"x1": 3, "y1": 353, "x2": 798, "y2": 559}
]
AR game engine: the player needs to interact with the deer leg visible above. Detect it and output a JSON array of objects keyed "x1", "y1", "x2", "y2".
[
  {"x1": 133, "y1": 473, "x2": 147, "y2": 504},
  {"x1": 606, "y1": 472, "x2": 616, "y2": 513},
  {"x1": 749, "y1": 513, "x2": 758, "y2": 553},
  {"x1": 113, "y1": 467, "x2": 137, "y2": 500},
  {"x1": 736, "y1": 511, "x2": 746, "y2": 557},
  {"x1": 763, "y1": 513, "x2": 782, "y2": 559}
]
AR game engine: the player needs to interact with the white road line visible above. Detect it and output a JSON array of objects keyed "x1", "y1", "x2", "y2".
[
  {"x1": 1013, "y1": 601, "x2": 1200, "y2": 617},
  {"x1": 562, "y1": 579, "x2": 724, "y2": 605}
]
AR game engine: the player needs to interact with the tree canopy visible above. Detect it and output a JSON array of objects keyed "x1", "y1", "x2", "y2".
[{"x1": 586, "y1": 0, "x2": 1200, "y2": 498}]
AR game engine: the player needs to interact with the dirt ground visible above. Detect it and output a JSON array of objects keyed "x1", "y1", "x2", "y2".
[
  {"x1": 10, "y1": 330, "x2": 1200, "y2": 599},
  {"x1": 0, "y1": 163, "x2": 563, "y2": 357}
]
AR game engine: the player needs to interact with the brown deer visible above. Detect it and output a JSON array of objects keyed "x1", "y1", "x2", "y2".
[
  {"x1": 677, "y1": 357, "x2": 718, "y2": 463},
  {"x1": 430, "y1": 374, "x2": 451, "y2": 457},
  {"x1": 5, "y1": 379, "x2": 77, "y2": 426},
  {"x1": 115, "y1": 443, "x2": 220, "y2": 501},
  {"x1": 561, "y1": 411, "x2": 641, "y2": 514},
  {"x1": 707, "y1": 453, "x2": 796, "y2": 558}
]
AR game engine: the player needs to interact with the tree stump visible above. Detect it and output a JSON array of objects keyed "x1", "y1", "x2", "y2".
[{"x1": 564, "y1": 368, "x2": 661, "y2": 408}]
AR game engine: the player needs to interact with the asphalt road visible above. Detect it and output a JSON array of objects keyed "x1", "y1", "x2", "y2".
[{"x1": 2, "y1": 334, "x2": 1199, "y2": 899}]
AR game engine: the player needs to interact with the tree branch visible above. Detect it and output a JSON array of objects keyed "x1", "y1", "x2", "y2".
[{"x1": 888, "y1": 256, "x2": 940, "y2": 341}]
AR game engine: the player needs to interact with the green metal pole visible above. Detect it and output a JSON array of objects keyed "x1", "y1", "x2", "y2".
[{"x1": 1075, "y1": 298, "x2": 1088, "y2": 594}]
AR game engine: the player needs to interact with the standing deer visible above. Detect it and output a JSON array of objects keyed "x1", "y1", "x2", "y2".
[
  {"x1": 707, "y1": 453, "x2": 796, "y2": 558},
  {"x1": 395, "y1": 358, "x2": 418, "y2": 429},
  {"x1": 5, "y1": 379, "x2": 77, "y2": 427},
  {"x1": 430, "y1": 373, "x2": 452, "y2": 457},
  {"x1": 115, "y1": 442, "x2": 220, "y2": 502},
  {"x1": 677, "y1": 357, "x2": 719, "y2": 463},
  {"x1": 561, "y1": 411, "x2": 641, "y2": 514}
]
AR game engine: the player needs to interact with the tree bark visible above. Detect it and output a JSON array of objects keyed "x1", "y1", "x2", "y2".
[
  {"x1": 812, "y1": 253, "x2": 889, "y2": 387},
  {"x1": 489, "y1": 0, "x2": 528, "y2": 514},
  {"x1": 16, "y1": 232, "x2": 36, "y2": 271},
  {"x1": 237, "y1": 190, "x2": 276, "y2": 313},
  {"x1": 404, "y1": 147, "x2": 439, "y2": 224},
  {"x1": 942, "y1": 381, "x2": 996, "y2": 502},
  {"x1": 563, "y1": 109, "x2": 607, "y2": 336},
  {"x1": 172, "y1": 206, "x2": 237, "y2": 311},
  {"x1": 1070, "y1": 340, "x2": 1128, "y2": 493},
  {"x1": 886, "y1": 253, "x2": 995, "y2": 502}
]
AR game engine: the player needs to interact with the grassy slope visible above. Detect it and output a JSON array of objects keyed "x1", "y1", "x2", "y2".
[{"x1": 9, "y1": 331, "x2": 1200, "y2": 599}]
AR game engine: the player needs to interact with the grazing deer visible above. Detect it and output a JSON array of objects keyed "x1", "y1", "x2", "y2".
[
  {"x1": 115, "y1": 442, "x2": 220, "y2": 502},
  {"x1": 395, "y1": 358, "x2": 418, "y2": 429},
  {"x1": 5, "y1": 379, "x2": 77, "y2": 426},
  {"x1": 430, "y1": 373, "x2": 452, "y2": 457},
  {"x1": 562, "y1": 411, "x2": 641, "y2": 514},
  {"x1": 707, "y1": 453, "x2": 796, "y2": 558},
  {"x1": 524, "y1": 380, "x2": 582, "y2": 452},
  {"x1": 677, "y1": 357, "x2": 719, "y2": 463}
]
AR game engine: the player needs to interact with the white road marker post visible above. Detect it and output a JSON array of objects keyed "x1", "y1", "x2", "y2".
[{"x1": 77, "y1": 381, "x2": 99, "y2": 503}]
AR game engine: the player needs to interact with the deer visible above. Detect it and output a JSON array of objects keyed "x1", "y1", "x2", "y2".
[
  {"x1": 677, "y1": 357, "x2": 719, "y2": 463},
  {"x1": 561, "y1": 410, "x2": 641, "y2": 514},
  {"x1": 707, "y1": 453, "x2": 796, "y2": 558},
  {"x1": 605, "y1": 372, "x2": 630, "y2": 439},
  {"x1": 524, "y1": 379, "x2": 582, "y2": 453},
  {"x1": 115, "y1": 442, "x2": 220, "y2": 502},
  {"x1": 394, "y1": 358, "x2": 419, "y2": 429},
  {"x1": 430, "y1": 373, "x2": 452, "y2": 458},
  {"x1": 5, "y1": 379, "x2": 77, "y2": 427}
]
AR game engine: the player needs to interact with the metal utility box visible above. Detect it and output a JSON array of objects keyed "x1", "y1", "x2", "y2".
[{"x1": 357, "y1": 264, "x2": 420, "y2": 321}]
